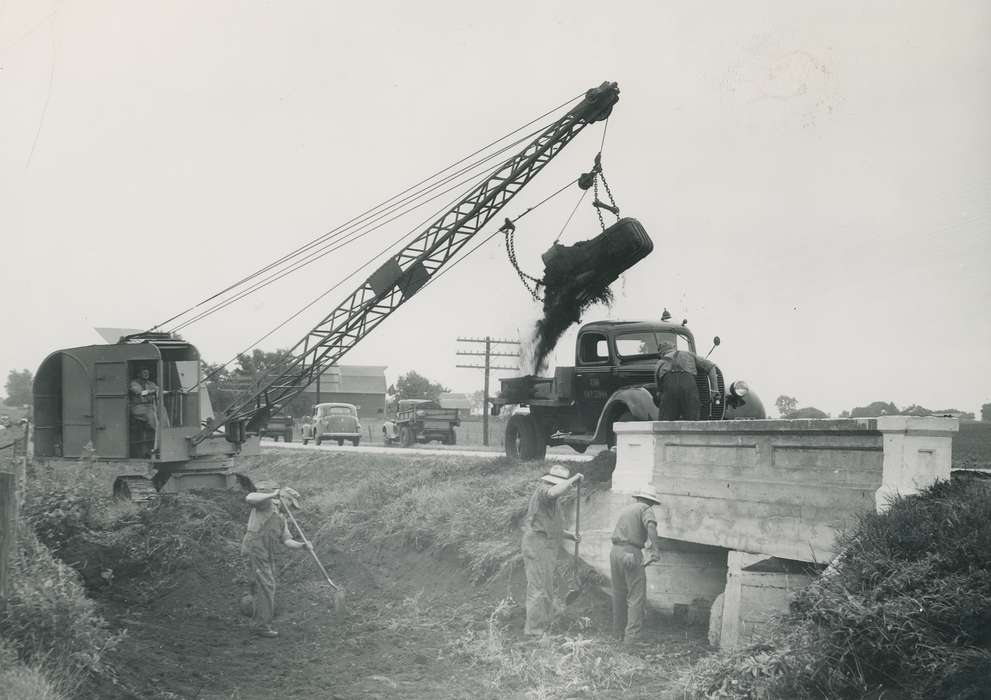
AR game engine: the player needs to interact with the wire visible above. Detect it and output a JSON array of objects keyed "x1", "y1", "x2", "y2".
[
  {"x1": 171, "y1": 128, "x2": 545, "y2": 333},
  {"x1": 148, "y1": 91, "x2": 584, "y2": 333}
]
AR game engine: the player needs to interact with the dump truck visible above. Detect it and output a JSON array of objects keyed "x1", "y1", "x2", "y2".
[
  {"x1": 491, "y1": 319, "x2": 766, "y2": 459},
  {"x1": 258, "y1": 414, "x2": 294, "y2": 442},
  {"x1": 383, "y1": 399, "x2": 460, "y2": 447}
]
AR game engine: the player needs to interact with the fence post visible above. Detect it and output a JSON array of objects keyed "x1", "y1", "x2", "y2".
[{"x1": 0, "y1": 471, "x2": 16, "y2": 614}]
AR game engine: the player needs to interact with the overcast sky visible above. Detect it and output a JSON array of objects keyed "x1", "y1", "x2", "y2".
[{"x1": 2, "y1": 1, "x2": 989, "y2": 416}]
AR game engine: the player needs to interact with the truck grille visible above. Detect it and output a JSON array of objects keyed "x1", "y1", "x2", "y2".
[{"x1": 696, "y1": 368, "x2": 726, "y2": 420}]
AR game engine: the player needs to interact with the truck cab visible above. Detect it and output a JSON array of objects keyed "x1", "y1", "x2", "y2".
[{"x1": 493, "y1": 319, "x2": 765, "y2": 459}]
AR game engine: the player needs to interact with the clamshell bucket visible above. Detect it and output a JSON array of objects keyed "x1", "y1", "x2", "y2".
[{"x1": 540, "y1": 217, "x2": 653, "y2": 298}]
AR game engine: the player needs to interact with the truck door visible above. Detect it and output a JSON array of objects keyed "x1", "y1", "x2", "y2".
[
  {"x1": 93, "y1": 361, "x2": 129, "y2": 458},
  {"x1": 573, "y1": 331, "x2": 613, "y2": 433}
]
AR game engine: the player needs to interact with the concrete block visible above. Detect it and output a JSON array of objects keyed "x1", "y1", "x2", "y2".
[
  {"x1": 876, "y1": 416, "x2": 958, "y2": 512},
  {"x1": 717, "y1": 552, "x2": 817, "y2": 650}
]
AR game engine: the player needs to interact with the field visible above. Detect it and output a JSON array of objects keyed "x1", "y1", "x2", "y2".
[
  {"x1": 952, "y1": 421, "x2": 991, "y2": 471},
  {"x1": 20, "y1": 450, "x2": 708, "y2": 699}
]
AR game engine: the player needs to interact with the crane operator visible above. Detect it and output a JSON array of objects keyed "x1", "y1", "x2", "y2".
[{"x1": 130, "y1": 367, "x2": 169, "y2": 434}]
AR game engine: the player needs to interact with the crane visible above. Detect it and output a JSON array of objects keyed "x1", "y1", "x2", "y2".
[{"x1": 195, "y1": 81, "x2": 620, "y2": 446}]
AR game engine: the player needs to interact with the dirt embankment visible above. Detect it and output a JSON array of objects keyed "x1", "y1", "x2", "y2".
[{"x1": 49, "y1": 451, "x2": 706, "y2": 699}]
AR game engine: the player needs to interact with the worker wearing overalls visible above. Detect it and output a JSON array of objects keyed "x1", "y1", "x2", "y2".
[
  {"x1": 241, "y1": 486, "x2": 310, "y2": 638},
  {"x1": 610, "y1": 486, "x2": 663, "y2": 644},
  {"x1": 521, "y1": 464, "x2": 583, "y2": 637}
]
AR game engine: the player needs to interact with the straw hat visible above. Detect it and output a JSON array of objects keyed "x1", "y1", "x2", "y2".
[
  {"x1": 632, "y1": 485, "x2": 661, "y2": 505},
  {"x1": 541, "y1": 464, "x2": 572, "y2": 485}
]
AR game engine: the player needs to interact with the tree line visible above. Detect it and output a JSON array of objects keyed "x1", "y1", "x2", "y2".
[{"x1": 775, "y1": 395, "x2": 982, "y2": 421}]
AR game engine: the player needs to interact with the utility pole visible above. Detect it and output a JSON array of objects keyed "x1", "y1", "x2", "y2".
[{"x1": 456, "y1": 336, "x2": 520, "y2": 446}]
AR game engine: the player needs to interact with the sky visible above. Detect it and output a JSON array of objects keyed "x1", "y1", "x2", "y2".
[{"x1": 2, "y1": 1, "x2": 989, "y2": 417}]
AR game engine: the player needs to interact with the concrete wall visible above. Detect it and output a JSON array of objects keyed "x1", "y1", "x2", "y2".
[{"x1": 614, "y1": 418, "x2": 890, "y2": 563}]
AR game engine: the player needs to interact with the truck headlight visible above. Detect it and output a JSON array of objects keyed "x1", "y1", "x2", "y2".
[{"x1": 730, "y1": 381, "x2": 749, "y2": 398}]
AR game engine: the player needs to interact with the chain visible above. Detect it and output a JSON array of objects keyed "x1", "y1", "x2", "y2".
[{"x1": 503, "y1": 222, "x2": 544, "y2": 301}]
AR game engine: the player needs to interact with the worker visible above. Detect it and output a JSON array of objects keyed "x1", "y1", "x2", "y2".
[
  {"x1": 129, "y1": 367, "x2": 168, "y2": 433},
  {"x1": 653, "y1": 341, "x2": 720, "y2": 420},
  {"x1": 521, "y1": 464, "x2": 583, "y2": 638},
  {"x1": 241, "y1": 484, "x2": 311, "y2": 638},
  {"x1": 610, "y1": 485, "x2": 663, "y2": 645}
]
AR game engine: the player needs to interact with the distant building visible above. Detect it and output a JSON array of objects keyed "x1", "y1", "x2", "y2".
[
  {"x1": 439, "y1": 392, "x2": 474, "y2": 412},
  {"x1": 300, "y1": 366, "x2": 387, "y2": 418}
]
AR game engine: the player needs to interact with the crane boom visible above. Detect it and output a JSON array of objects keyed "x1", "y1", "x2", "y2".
[{"x1": 193, "y1": 81, "x2": 620, "y2": 445}]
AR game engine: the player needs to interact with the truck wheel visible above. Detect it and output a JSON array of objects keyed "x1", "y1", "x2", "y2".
[
  {"x1": 284, "y1": 431, "x2": 292, "y2": 443},
  {"x1": 303, "y1": 438, "x2": 309, "y2": 445},
  {"x1": 352, "y1": 438, "x2": 360, "y2": 447},
  {"x1": 315, "y1": 435, "x2": 322, "y2": 446},
  {"x1": 608, "y1": 410, "x2": 635, "y2": 447},
  {"x1": 445, "y1": 429, "x2": 457, "y2": 446},
  {"x1": 505, "y1": 414, "x2": 547, "y2": 461},
  {"x1": 337, "y1": 438, "x2": 345, "y2": 446},
  {"x1": 400, "y1": 426, "x2": 414, "y2": 448}
]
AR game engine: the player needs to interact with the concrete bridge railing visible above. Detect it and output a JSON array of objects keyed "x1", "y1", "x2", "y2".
[{"x1": 565, "y1": 416, "x2": 959, "y2": 649}]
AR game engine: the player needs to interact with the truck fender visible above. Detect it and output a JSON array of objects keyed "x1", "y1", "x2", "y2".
[{"x1": 592, "y1": 387, "x2": 659, "y2": 443}]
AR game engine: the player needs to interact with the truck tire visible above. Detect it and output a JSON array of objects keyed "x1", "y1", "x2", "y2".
[
  {"x1": 401, "y1": 426, "x2": 415, "y2": 448},
  {"x1": 445, "y1": 429, "x2": 456, "y2": 446},
  {"x1": 505, "y1": 414, "x2": 547, "y2": 461},
  {"x1": 284, "y1": 430, "x2": 292, "y2": 443},
  {"x1": 303, "y1": 437, "x2": 310, "y2": 445},
  {"x1": 315, "y1": 435, "x2": 322, "y2": 446},
  {"x1": 337, "y1": 438, "x2": 344, "y2": 446},
  {"x1": 352, "y1": 437, "x2": 360, "y2": 447},
  {"x1": 608, "y1": 409, "x2": 635, "y2": 447}
]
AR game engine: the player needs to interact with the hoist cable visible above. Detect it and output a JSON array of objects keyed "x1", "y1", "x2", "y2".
[
  {"x1": 171, "y1": 126, "x2": 547, "y2": 333},
  {"x1": 190, "y1": 138, "x2": 554, "y2": 388},
  {"x1": 147, "y1": 91, "x2": 583, "y2": 333}
]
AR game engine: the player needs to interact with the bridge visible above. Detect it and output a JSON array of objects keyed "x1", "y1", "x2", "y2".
[{"x1": 564, "y1": 416, "x2": 959, "y2": 649}]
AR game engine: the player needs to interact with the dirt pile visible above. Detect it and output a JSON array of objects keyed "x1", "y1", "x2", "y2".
[{"x1": 528, "y1": 218, "x2": 653, "y2": 373}]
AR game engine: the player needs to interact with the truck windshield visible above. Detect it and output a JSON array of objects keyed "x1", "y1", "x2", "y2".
[{"x1": 615, "y1": 331, "x2": 691, "y2": 359}]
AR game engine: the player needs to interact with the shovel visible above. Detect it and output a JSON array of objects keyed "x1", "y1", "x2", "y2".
[
  {"x1": 281, "y1": 500, "x2": 347, "y2": 621},
  {"x1": 565, "y1": 480, "x2": 583, "y2": 604}
]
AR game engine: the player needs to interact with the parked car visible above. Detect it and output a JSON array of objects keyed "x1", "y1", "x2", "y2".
[{"x1": 302, "y1": 403, "x2": 362, "y2": 446}]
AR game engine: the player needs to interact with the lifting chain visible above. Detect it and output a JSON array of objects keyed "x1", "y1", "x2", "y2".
[
  {"x1": 578, "y1": 152, "x2": 621, "y2": 232},
  {"x1": 502, "y1": 219, "x2": 544, "y2": 302}
]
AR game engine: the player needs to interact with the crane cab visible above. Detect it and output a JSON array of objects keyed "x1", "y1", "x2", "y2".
[{"x1": 33, "y1": 333, "x2": 211, "y2": 461}]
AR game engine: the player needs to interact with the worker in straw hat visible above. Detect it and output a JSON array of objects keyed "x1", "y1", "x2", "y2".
[
  {"x1": 521, "y1": 464, "x2": 583, "y2": 637},
  {"x1": 240, "y1": 482, "x2": 311, "y2": 638},
  {"x1": 609, "y1": 485, "x2": 664, "y2": 645}
]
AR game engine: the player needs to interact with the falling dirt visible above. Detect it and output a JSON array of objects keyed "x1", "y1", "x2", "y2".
[{"x1": 528, "y1": 219, "x2": 653, "y2": 374}]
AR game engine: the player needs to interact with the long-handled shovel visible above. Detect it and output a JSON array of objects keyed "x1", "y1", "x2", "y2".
[
  {"x1": 565, "y1": 480, "x2": 583, "y2": 604},
  {"x1": 281, "y1": 502, "x2": 347, "y2": 621}
]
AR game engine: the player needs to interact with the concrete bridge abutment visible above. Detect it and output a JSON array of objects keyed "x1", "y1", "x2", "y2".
[{"x1": 569, "y1": 417, "x2": 958, "y2": 650}]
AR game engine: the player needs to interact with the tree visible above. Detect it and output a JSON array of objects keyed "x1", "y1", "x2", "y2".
[
  {"x1": 900, "y1": 404, "x2": 932, "y2": 417},
  {"x1": 775, "y1": 395, "x2": 798, "y2": 418},
  {"x1": 388, "y1": 371, "x2": 449, "y2": 410},
  {"x1": 787, "y1": 407, "x2": 829, "y2": 419},
  {"x1": 839, "y1": 410, "x2": 851, "y2": 418},
  {"x1": 4, "y1": 369, "x2": 33, "y2": 406},
  {"x1": 983, "y1": 403, "x2": 991, "y2": 423}
]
